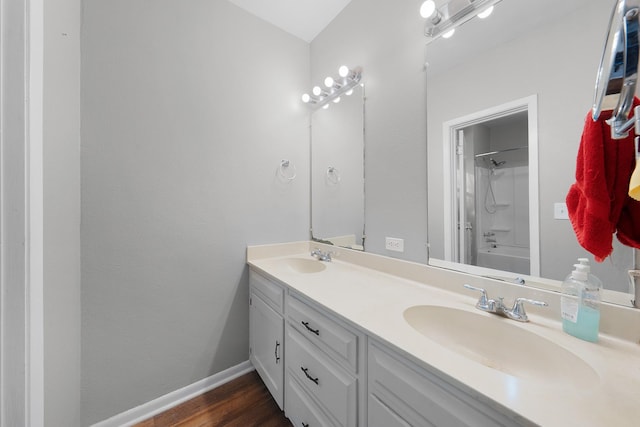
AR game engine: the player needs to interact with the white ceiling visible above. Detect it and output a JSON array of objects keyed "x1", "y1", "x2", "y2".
[{"x1": 227, "y1": 0, "x2": 353, "y2": 43}]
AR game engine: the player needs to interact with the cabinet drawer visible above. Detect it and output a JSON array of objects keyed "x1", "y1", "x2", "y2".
[
  {"x1": 250, "y1": 270, "x2": 284, "y2": 313},
  {"x1": 368, "y1": 342, "x2": 516, "y2": 427},
  {"x1": 286, "y1": 374, "x2": 336, "y2": 427},
  {"x1": 287, "y1": 326, "x2": 357, "y2": 427},
  {"x1": 287, "y1": 294, "x2": 358, "y2": 372}
]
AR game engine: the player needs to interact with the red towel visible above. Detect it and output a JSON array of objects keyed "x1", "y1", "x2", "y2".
[{"x1": 566, "y1": 99, "x2": 640, "y2": 261}]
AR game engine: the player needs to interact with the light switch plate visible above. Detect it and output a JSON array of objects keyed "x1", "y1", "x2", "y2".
[{"x1": 554, "y1": 202, "x2": 569, "y2": 220}]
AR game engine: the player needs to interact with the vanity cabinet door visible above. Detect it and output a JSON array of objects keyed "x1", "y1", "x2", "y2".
[
  {"x1": 250, "y1": 292, "x2": 284, "y2": 410},
  {"x1": 367, "y1": 393, "x2": 412, "y2": 427},
  {"x1": 368, "y1": 342, "x2": 516, "y2": 427}
]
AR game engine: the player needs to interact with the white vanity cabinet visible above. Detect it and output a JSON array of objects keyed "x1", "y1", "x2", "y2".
[
  {"x1": 368, "y1": 341, "x2": 521, "y2": 427},
  {"x1": 249, "y1": 270, "x2": 285, "y2": 409},
  {"x1": 248, "y1": 265, "x2": 520, "y2": 427},
  {"x1": 285, "y1": 292, "x2": 363, "y2": 427}
]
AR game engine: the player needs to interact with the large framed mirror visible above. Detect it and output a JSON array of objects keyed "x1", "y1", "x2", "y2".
[
  {"x1": 426, "y1": 0, "x2": 637, "y2": 304},
  {"x1": 310, "y1": 84, "x2": 365, "y2": 250}
]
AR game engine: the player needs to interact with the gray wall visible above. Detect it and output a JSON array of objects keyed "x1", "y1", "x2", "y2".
[
  {"x1": 44, "y1": 0, "x2": 81, "y2": 425},
  {"x1": 81, "y1": 0, "x2": 309, "y2": 423},
  {"x1": 310, "y1": 0, "x2": 428, "y2": 263}
]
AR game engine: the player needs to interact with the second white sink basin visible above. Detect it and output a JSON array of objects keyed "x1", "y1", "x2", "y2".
[
  {"x1": 279, "y1": 257, "x2": 327, "y2": 274},
  {"x1": 403, "y1": 305, "x2": 599, "y2": 388}
]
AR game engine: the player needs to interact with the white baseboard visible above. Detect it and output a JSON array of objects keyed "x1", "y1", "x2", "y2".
[{"x1": 91, "y1": 360, "x2": 254, "y2": 427}]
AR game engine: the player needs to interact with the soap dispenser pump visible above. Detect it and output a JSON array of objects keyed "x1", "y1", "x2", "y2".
[
  {"x1": 577, "y1": 257, "x2": 603, "y2": 291},
  {"x1": 561, "y1": 260, "x2": 601, "y2": 342}
]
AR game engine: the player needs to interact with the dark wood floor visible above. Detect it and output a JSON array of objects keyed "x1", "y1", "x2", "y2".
[{"x1": 134, "y1": 371, "x2": 292, "y2": 427}]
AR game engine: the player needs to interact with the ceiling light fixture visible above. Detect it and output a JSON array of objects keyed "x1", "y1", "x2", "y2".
[{"x1": 302, "y1": 65, "x2": 362, "y2": 110}]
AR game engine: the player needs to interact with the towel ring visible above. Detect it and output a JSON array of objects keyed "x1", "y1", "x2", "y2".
[
  {"x1": 278, "y1": 159, "x2": 296, "y2": 181},
  {"x1": 326, "y1": 166, "x2": 341, "y2": 185},
  {"x1": 592, "y1": 0, "x2": 640, "y2": 138}
]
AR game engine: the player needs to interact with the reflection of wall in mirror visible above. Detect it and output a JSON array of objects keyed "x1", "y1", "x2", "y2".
[
  {"x1": 311, "y1": 86, "x2": 364, "y2": 247},
  {"x1": 426, "y1": 0, "x2": 632, "y2": 291}
]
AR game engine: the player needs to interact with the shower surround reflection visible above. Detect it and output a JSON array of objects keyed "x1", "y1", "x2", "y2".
[{"x1": 457, "y1": 111, "x2": 530, "y2": 275}]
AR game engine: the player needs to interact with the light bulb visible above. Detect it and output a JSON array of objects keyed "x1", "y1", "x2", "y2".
[
  {"x1": 478, "y1": 6, "x2": 494, "y2": 19},
  {"x1": 301, "y1": 93, "x2": 311, "y2": 103},
  {"x1": 312, "y1": 86, "x2": 322, "y2": 96},
  {"x1": 324, "y1": 76, "x2": 334, "y2": 87},
  {"x1": 333, "y1": 97, "x2": 341, "y2": 103},
  {"x1": 420, "y1": 0, "x2": 436, "y2": 19},
  {"x1": 338, "y1": 65, "x2": 350, "y2": 78},
  {"x1": 442, "y1": 28, "x2": 455, "y2": 39},
  {"x1": 322, "y1": 103, "x2": 330, "y2": 110},
  {"x1": 345, "y1": 89, "x2": 354, "y2": 96}
]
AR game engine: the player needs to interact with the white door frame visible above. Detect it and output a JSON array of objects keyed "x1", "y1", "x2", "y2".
[
  {"x1": 442, "y1": 95, "x2": 540, "y2": 276},
  {"x1": 0, "y1": 0, "x2": 44, "y2": 426}
]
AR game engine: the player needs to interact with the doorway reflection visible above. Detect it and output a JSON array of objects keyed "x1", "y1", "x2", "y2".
[{"x1": 456, "y1": 111, "x2": 530, "y2": 275}]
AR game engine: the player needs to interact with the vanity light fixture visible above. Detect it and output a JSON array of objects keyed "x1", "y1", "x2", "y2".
[
  {"x1": 477, "y1": 5, "x2": 494, "y2": 19},
  {"x1": 422, "y1": 0, "x2": 502, "y2": 40},
  {"x1": 420, "y1": 0, "x2": 443, "y2": 23},
  {"x1": 442, "y1": 28, "x2": 456, "y2": 38},
  {"x1": 419, "y1": 0, "x2": 435, "y2": 18},
  {"x1": 302, "y1": 65, "x2": 362, "y2": 110},
  {"x1": 312, "y1": 86, "x2": 327, "y2": 97}
]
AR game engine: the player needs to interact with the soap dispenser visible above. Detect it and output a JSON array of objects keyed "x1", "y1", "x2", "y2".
[{"x1": 561, "y1": 260, "x2": 601, "y2": 342}]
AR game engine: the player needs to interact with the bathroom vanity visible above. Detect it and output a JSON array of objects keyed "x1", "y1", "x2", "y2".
[{"x1": 248, "y1": 241, "x2": 640, "y2": 426}]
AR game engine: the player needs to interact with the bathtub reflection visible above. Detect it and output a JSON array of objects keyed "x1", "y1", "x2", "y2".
[{"x1": 476, "y1": 245, "x2": 530, "y2": 275}]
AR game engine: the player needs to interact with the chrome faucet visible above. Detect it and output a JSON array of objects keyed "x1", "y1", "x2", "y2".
[
  {"x1": 463, "y1": 284, "x2": 548, "y2": 322},
  {"x1": 310, "y1": 248, "x2": 333, "y2": 262}
]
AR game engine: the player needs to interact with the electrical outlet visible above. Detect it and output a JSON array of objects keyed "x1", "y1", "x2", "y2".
[
  {"x1": 554, "y1": 202, "x2": 569, "y2": 220},
  {"x1": 385, "y1": 237, "x2": 404, "y2": 252}
]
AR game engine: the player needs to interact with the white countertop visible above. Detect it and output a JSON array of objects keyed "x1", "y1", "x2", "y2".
[{"x1": 247, "y1": 241, "x2": 640, "y2": 426}]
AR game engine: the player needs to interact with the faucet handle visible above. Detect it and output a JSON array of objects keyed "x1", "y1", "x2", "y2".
[
  {"x1": 505, "y1": 298, "x2": 548, "y2": 322},
  {"x1": 463, "y1": 284, "x2": 493, "y2": 310}
]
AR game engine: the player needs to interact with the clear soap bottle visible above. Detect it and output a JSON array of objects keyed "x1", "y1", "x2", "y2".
[{"x1": 561, "y1": 260, "x2": 601, "y2": 342}]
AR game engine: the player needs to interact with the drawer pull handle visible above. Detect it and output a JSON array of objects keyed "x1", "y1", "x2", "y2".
[
  {"x1": 274, "y1": 341, "x2": 280, "y2": 364},
  {"x1": 302, "y1": 423, "x2": 309, "y2": 427},
  {"x1": 301, "y1": 366, "x2": 319, "y2": 385},
  {"x1": 301, "y1": 321, "x2": 320, "y2": 336}
]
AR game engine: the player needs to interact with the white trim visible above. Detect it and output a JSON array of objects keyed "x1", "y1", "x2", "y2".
[
  {"x1": 28, "y1": 0, "x2": 45, "y2": 425},
  {"x1": 91, "y1": 361, "x2": 255, "y2": 427},
  {"x1": 0, "y1": 0, "x2": 45, "y2": 426},
  {"x1": 442, "y1": 95, "x2": 540, "y2": 276}
]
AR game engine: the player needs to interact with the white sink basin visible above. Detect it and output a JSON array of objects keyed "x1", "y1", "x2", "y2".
[
  {"x1": 278, "y1": 257, "x2": 327, "y2": 274},
  {"x1": 403, "y1": 305, "x2": 599, "y2": 388}
]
